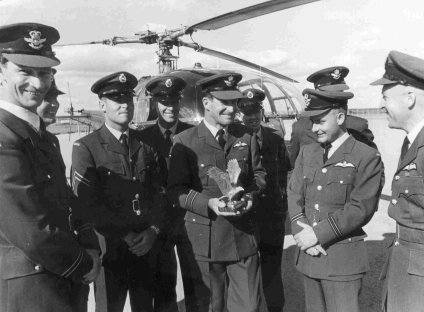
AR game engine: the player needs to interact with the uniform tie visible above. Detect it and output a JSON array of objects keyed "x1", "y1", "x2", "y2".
[
  {"x1": 119, "y1": 133, "x2": 129, "y2": 153},
  {"x1": 323, "y1": 143, "x2": 332, "y2": 163},
  {"x1": 216, "y1": 129, "x2": 226, "y2": 149},
  {"x1": 164, "y1": 129, "x2": 173, "y2": 154},
  {"x1": 400, "y1": 136, "x2": 410, "y2": 161}
]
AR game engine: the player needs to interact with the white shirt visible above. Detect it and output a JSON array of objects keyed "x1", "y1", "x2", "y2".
[
  {"x1": 0, "y1": 100, "x2": 40, "y2": 131},
  {"x1": 328, "y1": 132, "x2": 350, "y2": 159},
  {"x1": 203, "y1": 119, "x2": 226, "y2": 141},
  {"x1": 105, "y1": 123, "x2": 129, "y2": 141},
  {"x1": 407, "y1": 119, "x2": 424, "y2": 147}
]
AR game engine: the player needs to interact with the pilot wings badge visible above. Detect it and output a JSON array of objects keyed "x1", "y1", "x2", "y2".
[{"x1": 207, "y1": 159, "x2": 245, "y2": 212}]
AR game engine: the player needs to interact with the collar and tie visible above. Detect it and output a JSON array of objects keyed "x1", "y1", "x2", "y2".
[
  {"x1": 119, "y1": 133, "x2": 129, "y2": 152},
  {"x1": 323, "y1": 143, "x2": 332, "y2": 163},
  {"x1": 400, "y1": 136, "x2": 410, "y2": 161},
  {"x1": 216, "y1": 129, "x2": 226, "y2": 149}
]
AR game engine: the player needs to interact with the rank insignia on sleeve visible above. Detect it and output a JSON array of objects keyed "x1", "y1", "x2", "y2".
[{"x1": 334, "y1": 161, "x2": 355, "y2": 168}]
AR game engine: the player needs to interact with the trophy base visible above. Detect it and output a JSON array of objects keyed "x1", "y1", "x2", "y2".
[{"x1": 218, "y1": 200, "x2": 247, "y2": 213}]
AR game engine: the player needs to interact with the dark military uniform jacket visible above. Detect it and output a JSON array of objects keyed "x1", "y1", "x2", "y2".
[
  {"x1": 0, "y1": 108, "x2": 93, "y2": 284},
  {"x1": 380, "y1": 127, "x2": 424, "y2": 308},
  {"x1": 71, "y1": 125, "x2": 164, "y2": 266},
  {"x1": 289, "y1": 116, "x2": 376, "y2": 165},
  {"x1": 257, "y1": 125, "x2": 291, "y2": 245},
  {"x1": 167, "y1": 121, "x2": 266, "y2": 262},
  {"x1": 139, "y1": 121, "x2": 193, "y2": 234},
  {"x1": 288, "y1": 135, "x2": 383, "y2": 280},
  {"x1": 140, "y1": 121, "x2": 193, "y2": 189}
]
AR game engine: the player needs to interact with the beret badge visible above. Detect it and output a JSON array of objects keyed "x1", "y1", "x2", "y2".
[
  {"x1": 165, "y1": 78, "x2": 173, "y2": 88},
  {"x1": 331, "y1": 69, "x2": 341, "y2": 80},
  {"x1": 304, "y1": 94, "x2": 311, "y2": 106},
  {"x1": 24, "y1": 30, "x2": 46, "y2": 50},
  {"x1": 224, "y1": 75, "x2": 235, "y2": 87},
  {"x1": 118, "y1": 73, "x2": 127, "y2": 83},
  {"x1": 247, "y1": 91, "x2": 254, "y2": 99}
]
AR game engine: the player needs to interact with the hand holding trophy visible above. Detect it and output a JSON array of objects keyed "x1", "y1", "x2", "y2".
[{"x1": 207, "y1": 159, "x2": 249, "y2": 214}]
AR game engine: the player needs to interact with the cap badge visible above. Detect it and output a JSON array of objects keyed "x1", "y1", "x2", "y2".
[
  {"x1": 24, "y1": 30, "x2": 46, "y2": 50},
  {"x1": 304, "y1": 94, "x2": 311, "y2": 106},
  {"x1": 224, "y1": 75, "x2": 235, "y2": 87},
  {"x1": 118, "y1": 73, "x2": 127, "y2": 83},
  {"x1": 165, "y1": 78, "x2": 173, "y2": 88},
  {"x1": 247, "y1": 91, "x2": 254, "y2": 99},
  {"x1": 331, "y1": 69, "x2": 341, "y2": 80}
]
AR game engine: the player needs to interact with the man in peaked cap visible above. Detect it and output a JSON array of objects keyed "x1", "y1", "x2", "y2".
[
  {"x1": 167, "y1": 72, "x2": 266, "y2": 312},
  {"x1": 139, "y1": 75, "x2": 193, "y2": 312},
  {"x1": 289, "y1": 66, "x2": 376, "y2": 165},
  {"x1": 71, "y1": 71, "x2": 167, "y2": 312},
  {"x1": 371, "y1": 50, "x2": 424, "y2": 312},
  {"x1": 288, "y1": 88, "x2": 384, "y2": 312},
  {"x1": 0, "y1": 23, "x2": 100, "y2": 312},
  {"x1": 238, "y1": 88, "x2": 291, "y2": 312},
  {"x1": 37, "y1": 68, "x2": 65, "y2": 126}
]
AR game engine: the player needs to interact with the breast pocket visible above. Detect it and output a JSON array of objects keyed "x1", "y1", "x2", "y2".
[
  {"x1": 399, "y1": 178, "x2": 424, "y2": 219},
  {"x1": 198, "y1": 155, "x2": 216, "y2": 186},
  {"x1": 326, "y1": 169, "x2": 355, "y2": 204}
]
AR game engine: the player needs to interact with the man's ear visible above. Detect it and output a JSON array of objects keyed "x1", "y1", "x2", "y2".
[
  {"x1": 336, "y1": 110, "x2": 346, "y2": 126},
  {"x1": 99, "y1": 99, "x2": 106, "y2": 112},
  {"x1": 406, "y1": 90, "x2": 416, "y2": 109},
  {"x1": 202, "y1": 96, "x2": 210, "y2": 111}
]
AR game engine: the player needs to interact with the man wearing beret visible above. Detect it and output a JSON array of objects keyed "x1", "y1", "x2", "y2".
[
  {"x1": 37, "y1": 68, "x2": 64, "y2": 127},
  {"x1": 288, "y1": 88, "x2": 384, "y2": 312},
  {"x1": 289, "y1": 66, "x2": 376, "y2": 165},
  {"x1": 71, "y1": 71, "x2": 166, "y2": 312},
  {"x1": 167, "y1": 72, "x2": 266, "y2": 312},
  {"x1": 371, "y1": 50, "x2": 424, "y2": 312},
  {"x1": 0, "y1": 23, "x2": 100, "y2": 312},
  {"x1": 238, "y1": 88, "x2": 290, "y2": 312},
  {"x1": 139, "y1": 75, "x2": 193, "y2": 312}
]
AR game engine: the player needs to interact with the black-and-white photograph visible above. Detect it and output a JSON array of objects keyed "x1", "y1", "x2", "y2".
[{"x1": 0, "y1": 0, "x2": 423, "y2": 311}]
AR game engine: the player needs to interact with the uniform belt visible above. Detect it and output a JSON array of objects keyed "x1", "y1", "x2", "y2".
[{"x1": 398, "y1": 225, "x2": 424, "y2": 244}]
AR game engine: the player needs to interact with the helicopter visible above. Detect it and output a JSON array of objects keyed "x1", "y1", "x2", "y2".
[{"x1": 57, "y1": 0, "x2": 318, "y2": 138}]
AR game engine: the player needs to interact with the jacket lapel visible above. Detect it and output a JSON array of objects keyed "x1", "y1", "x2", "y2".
[
  {"x1": 397, "y1": 127, "x2": 424, "y2": 173},
  {"x1": 198, "y1": 121, "x2": 222, "y2": 151},
  {"x1": 129, "y1": 129, "x2": 141, "y2": 158},
  {"x1": 99, "y1": 125, "x2": 128, "y2": 155},
  {"x1": 0, "y1": 108, "x2": 41, "y2": 147},
  {"x1": 324, "y1": 135, "x2": 355, "y2": 167}
]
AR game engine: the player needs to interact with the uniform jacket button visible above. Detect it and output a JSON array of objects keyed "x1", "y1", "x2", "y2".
[
  {"x1": 391, "y1": 199, "x2": 398, "y2": 205},
  {"x1": 322, "y1": 168, "x2": 327, "y2": 173},
  {"x1": 340, "y1": 180, "x2": 343, "y2": 184},
  {"x1": 132, "y1": 177, "x2": 136, "y2": 181},
  {"x1": 395, "y1": 175, "x2": 400, "y2": 181},
  {"x1": 405, "y1": 189, "x2": 409, "y2": 194},
  {"x1": 47, "y1": 174, "x2": 51, "y2": 179},
  {"x1": 314, "y1": 204, "x2": 319, "y2": 209},
  {"x1": 317, "y1": 185, "x2": 322, "y2": 191},
  {"x1": 348, "y1": 238, "x2": 352, "y2": 242},
  {"x1": 34, "y1": 265, "x2": 41, "y2": 271}
]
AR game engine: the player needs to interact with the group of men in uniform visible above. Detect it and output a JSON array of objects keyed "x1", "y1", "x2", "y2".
[{"x1": 0, "y1": 20, "x2": 424, "y2": 312}]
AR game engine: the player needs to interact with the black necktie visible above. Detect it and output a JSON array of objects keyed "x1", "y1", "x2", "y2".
[
  {"x1": 164, "y1": 129, "x2": 173, "y2": 154},
  {"x1": 323, "y1": 143, "x2": 332, "y2": 163},
  {"x1": 400, "y1": 136, "x2": 410, "y2": 161},
  {"x1": 216, "y1": 129, "x2": 226, "y2": 149},
  {"x1": 120, "y1": 133, "x2": 129, "y2": 153}
]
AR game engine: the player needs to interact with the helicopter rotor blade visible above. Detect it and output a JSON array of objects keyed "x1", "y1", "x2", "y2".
[
  {"x1": 56, "y1": 34, "x2": 159, "y2": 47},
  {"x1": 185, "y1": 0, "x2": 320, "y2": 33},
  {"x1": 178, "y1": 40, "x2": 298, "y2": 83}
]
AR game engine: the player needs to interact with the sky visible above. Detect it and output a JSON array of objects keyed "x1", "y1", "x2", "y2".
[{"x1": 1, "y1": 0, "x2": 424, "y2": 112}]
